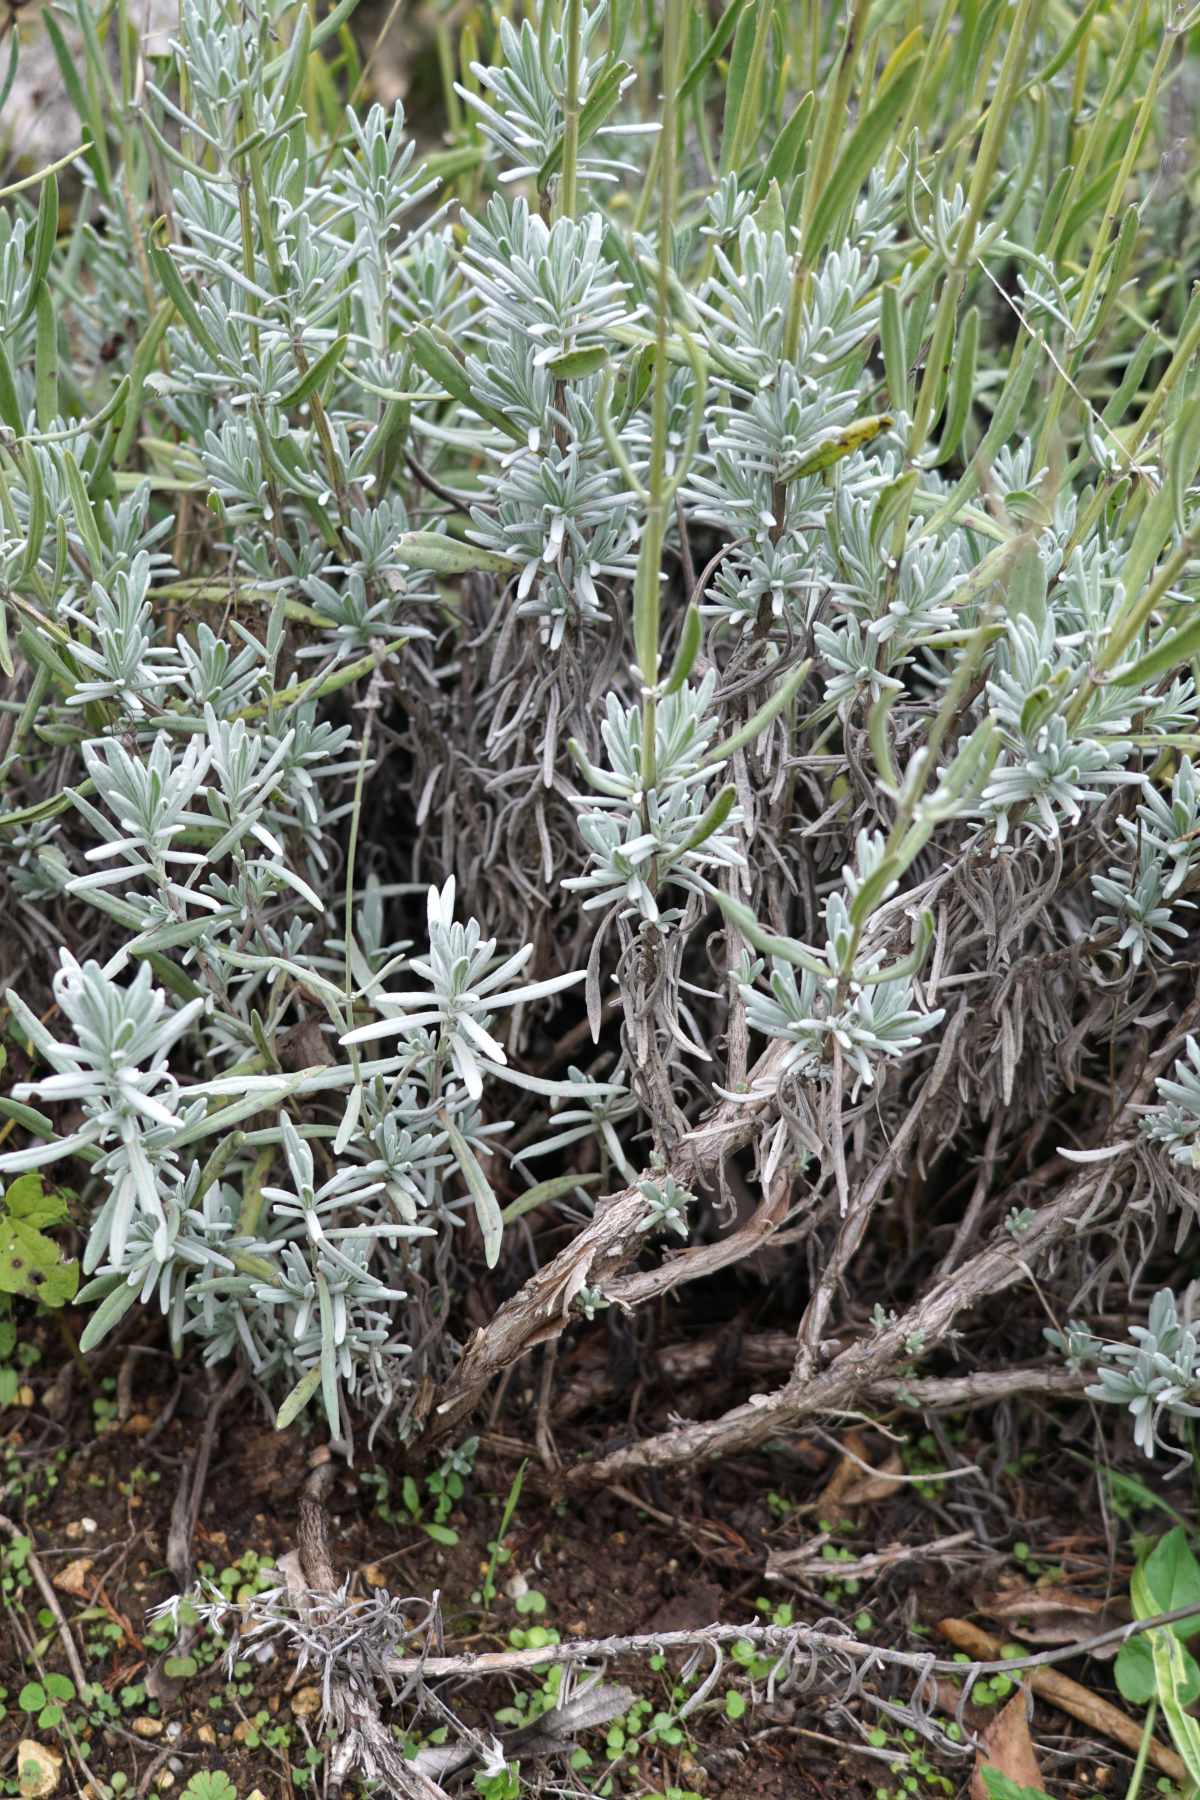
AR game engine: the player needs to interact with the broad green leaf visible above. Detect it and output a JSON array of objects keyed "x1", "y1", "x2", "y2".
[
  {"x1": 1152, "y1": 1627, "x2": 1200, "y2": 1784},
  {"x1": 545, "y1": 346, "x2": 609, "y2": 380},
  {"x1": 1132, "y1": 1528, "x2": 1200, "y2": 1633},
  {"x1": 393, "y1": 531, "x2": 520, "y2": 577},
  {"x1": 980, "y1": 1774, "x2": 1053, "y2": 1800}
]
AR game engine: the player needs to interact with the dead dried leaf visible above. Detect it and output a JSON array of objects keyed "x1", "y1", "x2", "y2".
[
  {"x1": 970, "y1": 1691, "x2": 1043, "y2": 1799},
  {"x1": 51, "y1": 1556, "x2": 94, "y2": 1598},
  {"x1": 840, "y1": 1452, "x2": 904, "y2": 1506},
  {"x1": 940, "y1": 1617, "x2": 1185, "y2": 1784},
  {"x1": 976, "y1": 1583, "x2": 1128, "y2": 1657}
]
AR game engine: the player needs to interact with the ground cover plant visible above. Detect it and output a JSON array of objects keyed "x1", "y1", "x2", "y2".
[{"x1": 5, "y1": 0, "x2": 1200, "y2": 1791}]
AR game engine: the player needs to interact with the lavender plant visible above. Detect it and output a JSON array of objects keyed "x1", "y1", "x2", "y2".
[{"x1": 0, "y1": 0, "x2": 1198, "y2": 1507}]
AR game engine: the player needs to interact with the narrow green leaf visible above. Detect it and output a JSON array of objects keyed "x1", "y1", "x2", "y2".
[
  {"x1": 718, "y1": 0, "x2": 759, "y2": 176},
  {"x1": 149, "y1": 226, "x2": 226, "y2": 366},
  {"x1": 17, "y1": 451, "x2": 47, "y2": 585},
  {"x1": 406, "y1": 324, "x2": 525, "y2": 442},
  {"x1": 276, "y1": 0, "x2": 313, "y2": 115},
  {"x1": 663, "y1": 603, "x2": 702, "y2": 695},
  {"x1": 701, "y1": 658, "x2": 811, "y2": 765},
  {"x1": 880, "y1": 283, "x2": 909, "y2": 419},
  {"x1": 34, "y1": 287, "x2": 58, "y2": 431},
  {"x1": 275, "y1": 1364, "x2": 323, "y2": 1431},
  {"x1": 681, "y1": 0, "x2": 750, "y2": 101},
  {"x1": 113, "y1": 299, "x2": 173, "y2": 465},
  {"x1": 762, "y1": 91, "x2": 813, "y2": 189},
  {"x1": 0, "y1": 340, "x2": 21, "y2": 432},
  {"x1": 79, "y1": 1280, "x2": 139, "y2": 1354},
  {"x1": 502, "y1": 1172, "x2": 602, "y2": 1224},
  {"x1": 59, "y1": 451, "x2": 105, "y2": 572},
  {"x1": 277, "y1": 333, "x2": 349, "y2": 409},
  {"x1": 680, "y1": 783, "x2": 737, "y2": 854},
  {"x1": 1112, "y1": 609, "x2": 1200, "y2": 690},
  {"x1": 537, "y1": 59, "x2": 632, "y2": 187},
  {"x1": 699, "y1": 878, "x2": 829, "y2": 977},
  {"x1": 931, "y1": 305, "x2": 979, "y2": 466},
  {"x1": 42, "y1": 10, "x2": 110, "y2": 198},
  {"x1": 804, "y1": 64, "x2": 920, "y2": 259},
  {"x1": 0, "y1": 32, "x2": 17, "y2": 116},
  {"x1": 848, "y1": 855, "x2": 902, "y2": 928},
  {"x1": 18, "y1": 172, "x2": 59, "y2": 330},
  {"x1": 444, "y1": 1116, "x2": 503, "y2": 1268}
]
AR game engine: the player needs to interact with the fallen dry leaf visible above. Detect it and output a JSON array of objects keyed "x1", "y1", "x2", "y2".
[
  {"x1": 291, "y1": 1684, "x2": 322, "y2": 1717},
  {"x1": 840, "y1": 1452, "x2": 905, "y2": 1506},
  {"x1": 970, "y1": 1691, "x2": 1043, "y2": 1798},
  {"x1": 939, "y1": 1617, "x2": 1185, "y2": 1783},
  {"x1": 51, "y1": 1556, "x2": 94, "y2": 1598},
  {"x1": 976, "y1": 1584, "x2": 1129, "y2": 1657}
]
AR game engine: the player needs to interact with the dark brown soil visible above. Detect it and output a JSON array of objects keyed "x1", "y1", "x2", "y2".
[{"x1": 0, "y1": 1317, "x2": 1176, "y2": 1800}]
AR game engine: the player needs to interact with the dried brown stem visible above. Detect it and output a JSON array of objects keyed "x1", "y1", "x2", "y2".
[
  {"x1": 420, "y1": 1041, "x2": 791, "y2": 1446},
  {"x1": 0, "y1": 1512, "x2": 90, "y2": 1698},
  {"x1": 568, "y1": 994, "x2": 1200, "y2": 1486},
  {"x1": 384, "y1": 1599, "x2": 1200, "y2": 1685}
]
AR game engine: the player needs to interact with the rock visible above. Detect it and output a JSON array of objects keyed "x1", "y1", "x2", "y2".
[
  {"x1": 131, "y1": 1717, "x2": 164, "y2": 1739},
  {"x1": 2, "y1": 3, "x2": 176, "y2": 165},
  {"x1": 16, "y1": 1740, "x2": 61, "y2": 1797},
  {"x1": 290, "y1": 1686, "x2": 322, "y2": 1718},
  {"x1": 194, "y1": 1726, "x2": 216, "y2": 1746}
]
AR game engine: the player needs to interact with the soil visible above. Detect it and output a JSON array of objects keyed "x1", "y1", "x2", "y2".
[{"x1": 0, "y1": 1313, "x2": 1172, "y2": 1800}]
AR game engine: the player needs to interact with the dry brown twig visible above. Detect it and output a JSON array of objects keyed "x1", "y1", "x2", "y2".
[
  {"x1": 565, "y1": 993, "x2": 1200, "y2": 1486},
  {"x1": 382, "y1": 1600, "x2": 1200, "y2": 1685},
  {"x1": 295, "y1": 1453, "x2": 452, "y2": 1799},
  {"x1": 0, "y1": 1511, "x2": 90, "y2": 1698}
]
